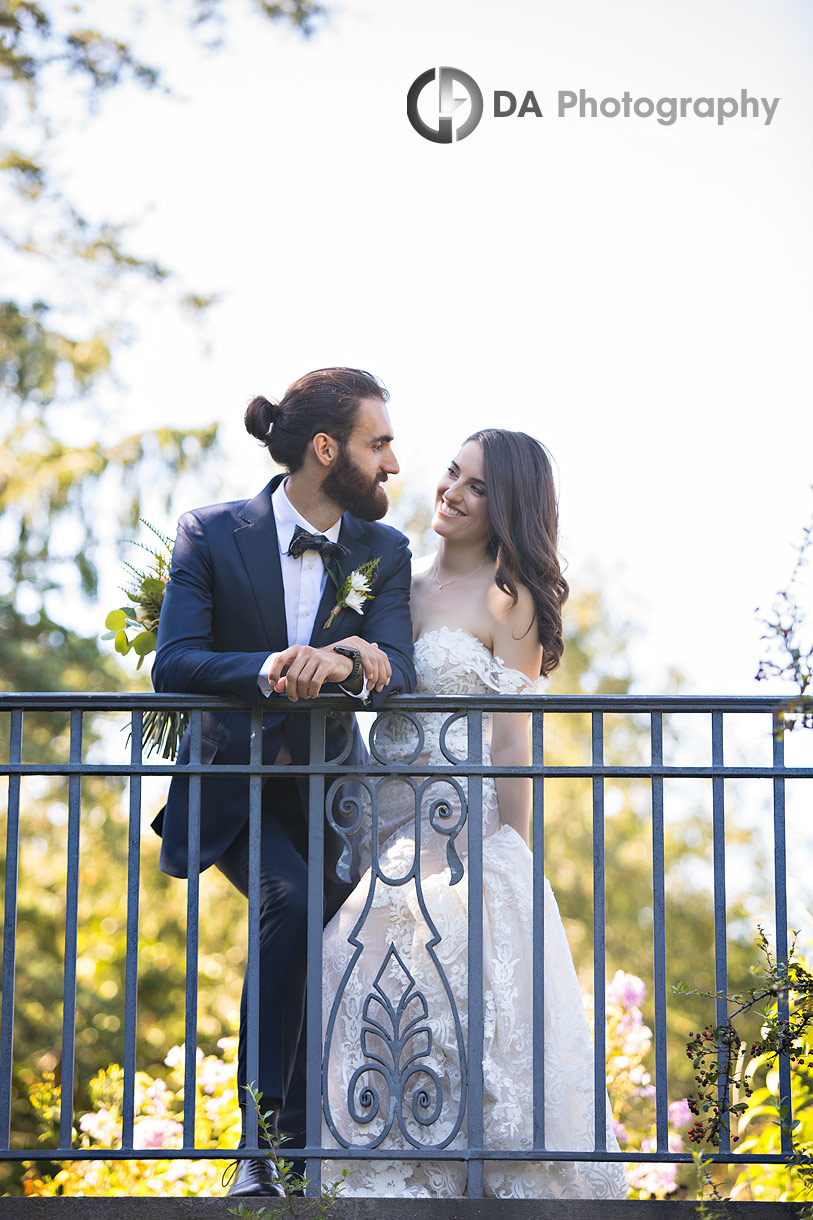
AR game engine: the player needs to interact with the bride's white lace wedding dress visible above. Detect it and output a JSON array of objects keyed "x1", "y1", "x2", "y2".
[{"x1": 321, "y1": 626, "x2": 628, "y2": 1199}]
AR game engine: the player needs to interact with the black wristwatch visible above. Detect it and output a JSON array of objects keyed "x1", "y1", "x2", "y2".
[{"x1": 333, "y1": 645, "x2": 363, "y2": 685}]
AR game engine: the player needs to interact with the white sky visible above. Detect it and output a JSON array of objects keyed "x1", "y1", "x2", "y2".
[{"x1": 8, "y1": 0, "x2": 813, "y2": 699}]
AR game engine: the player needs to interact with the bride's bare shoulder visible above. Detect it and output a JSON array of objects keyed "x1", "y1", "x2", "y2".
[
  {"x1": 485, "y1": 580, "x2": 541, "y2": 674},
  {"x1": 486, "y1": 578, "x2": 535, "y2": 628}
]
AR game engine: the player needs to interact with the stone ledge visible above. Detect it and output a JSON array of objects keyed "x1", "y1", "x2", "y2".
[{"x1": 0, "y1": 1201, "x2": 805, "y2": 1218}]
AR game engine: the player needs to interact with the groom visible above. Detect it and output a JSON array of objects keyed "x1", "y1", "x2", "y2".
[{"x1": 151, "y1": 367, "x2": 415, "y2": 1196}]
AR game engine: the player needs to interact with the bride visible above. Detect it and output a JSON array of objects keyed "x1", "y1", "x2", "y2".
[{"x1": 320, "y1": 429, "x2": 628, "y2": 1199}]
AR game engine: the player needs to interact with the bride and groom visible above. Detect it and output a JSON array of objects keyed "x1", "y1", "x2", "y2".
[{"x1": 151, "y1": 366, "x2": 628, "y2": 1200}]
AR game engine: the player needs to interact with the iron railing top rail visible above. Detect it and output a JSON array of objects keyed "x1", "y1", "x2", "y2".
[{"x1": 0, "y1": 691, "x2": 808, "y2": 713}]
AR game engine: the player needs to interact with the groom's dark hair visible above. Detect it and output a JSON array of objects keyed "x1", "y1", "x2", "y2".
[{"x1": 245, "y1": 367, "x2": 389, "y2": 472}]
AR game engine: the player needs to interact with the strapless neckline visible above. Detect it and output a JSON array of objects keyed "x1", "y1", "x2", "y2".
[
  {"x1": 415, "y1": 625, "x2": 505, "y2": 668},
  {"x1": 413, "y1": 625, "x2": 542, "y2": 693}
]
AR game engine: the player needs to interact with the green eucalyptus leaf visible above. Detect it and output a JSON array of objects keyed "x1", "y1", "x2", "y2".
[
  {"x1": 133, "y1": 630, "x2": 157, "y2": 657},
  {"x1": 114, "y1": 629, "x2": 131, "y2": 655},
  {"x1": 106, "y1": 609, "x2": 127, "y2": 630}
]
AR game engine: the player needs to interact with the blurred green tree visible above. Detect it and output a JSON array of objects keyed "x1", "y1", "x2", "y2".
[
  {"x1": 0, "y1": 0, "x2": 322, "y2": 691},
  {"x1": 0, "y1": 0, "x2": 321, "y2": 1192}
]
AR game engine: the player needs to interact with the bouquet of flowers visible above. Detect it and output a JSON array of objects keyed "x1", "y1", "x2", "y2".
[{"x1": 102, "y1": 521, "x2": 187, "y2": 759}]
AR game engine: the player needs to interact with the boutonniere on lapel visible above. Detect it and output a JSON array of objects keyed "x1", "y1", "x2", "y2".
[{"x1": 323, "y1": 557, "x2": 381, "y2": 629}]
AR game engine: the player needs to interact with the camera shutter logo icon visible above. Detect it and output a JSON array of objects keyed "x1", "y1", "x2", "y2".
[{"x1": 407, "y1": 67, "x2": 484, "y2": 143}]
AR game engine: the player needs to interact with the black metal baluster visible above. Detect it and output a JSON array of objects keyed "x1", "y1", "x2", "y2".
[
  {"x1": 182, "y1": 711, "x2": 202, "y2": 1150},
  {"x1": 531, "y1": 710, "x2": 546, "y2": 1152},
  {"x1": 651, "y1": 713, "x2": 668, "y2": 1149},
  {"x1": 711, "y1": 711, "x2": 729, "y2": 1153},
  {"x1": 306, "y1": 710, "x2": 326, "y2": 1196},
  {"x1": 244, "y1": 706, "x2": 263, "y2": 1151},
  {"x1": 0, "y1": 709, "x2": 23, "y2": 1148},
  {"x1": 466, "y1": 709, "x2": 484, "y2": 1197},
  {"x1": 772, "y1": 712, "x2": 792, "y2": 1154},
  {"x1": 121, "y1": 711, "x2": 142, "y2": 1150},
  {"x1": 591, "y1": 712, "x2": 607, "y2": 1153},
  {"x1": 59, "y1": 709, "x2": 83, "y2": 1150}
]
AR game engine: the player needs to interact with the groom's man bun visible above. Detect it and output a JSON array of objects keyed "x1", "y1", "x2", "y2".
[{"x1": 245, "y1": 367, "x2": 389, "y2": 473}]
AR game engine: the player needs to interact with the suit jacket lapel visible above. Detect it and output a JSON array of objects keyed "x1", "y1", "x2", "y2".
[
  {"x1": 233, "y1": 476, "x2": 289, "y2": 649},
  {"x1": 310, "y1": 515, "x2": 371, "y2": 645}
]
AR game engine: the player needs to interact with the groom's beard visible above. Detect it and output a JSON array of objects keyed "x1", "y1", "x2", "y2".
[{"x1": 323, "y1": 448, "x2": 389, "y2": 522}]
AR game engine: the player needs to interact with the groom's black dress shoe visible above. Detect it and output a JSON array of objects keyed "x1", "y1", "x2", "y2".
[{"x1": 226, "y1": 1156, "x2": 286, "y2": 1197}]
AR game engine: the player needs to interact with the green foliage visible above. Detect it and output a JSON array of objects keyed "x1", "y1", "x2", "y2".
[
  {"x1": 101, "y1": 520, "x2": 189, "y2": 756},
  {"x1": 230, "y1": 1084, "x2": 351, "y2": 1217},
  {"x1": 0, "y1": 690, "x2": 247, "y2": 1193},
  {"x1": 0, "y1": 411, "x2": 219, "y2": 630},
  {"x1": 731, "y1": 1045, "x2": 813, "y2": 1204},
  {"x1": 0, "y1": 299, "x2": 111, "y2": 404},
  {"x1": 756, "y1": 489, "x2": 813, "y2": 733},
  {"x1": 674, "y1": 932, "x2": 813, "y2": 1207},
  {"x1": 0, "y1": 0, "x2": 323, "y2": 679},
  {"x1": 675, "y1": 929, "x2": 812, "y2": 1149},
  {"x1": 0, "y1": 0, "x2": 323, "y2": 107},
  {"x1": 102, "y1": 521, "x2": 173, "y2": 664},
  {"x1": 0, "y1": 0, "x2": 318, "y2": 1197}
]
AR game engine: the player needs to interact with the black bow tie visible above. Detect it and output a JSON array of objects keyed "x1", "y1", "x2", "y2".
[{"x1": 286, "y1": 524, "x2": 350, "y2": 566}]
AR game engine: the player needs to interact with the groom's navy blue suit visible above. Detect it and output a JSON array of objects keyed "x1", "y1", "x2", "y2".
[{"x1": 151, "y1": 473, "x2": 415, "y2": 1131}]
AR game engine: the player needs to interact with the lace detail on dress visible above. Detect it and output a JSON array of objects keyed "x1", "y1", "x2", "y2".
[
  {"x1": 320, "y1": 628, "x2": 629, "y2": 1199},
  {"x1": 413, "y1": 626, "x2": 544, "y2": 697}
]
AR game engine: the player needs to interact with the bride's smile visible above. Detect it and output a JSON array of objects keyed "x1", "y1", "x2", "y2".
[{"x1": 431, "y1": 440, "x2": 493, "y2": 547}]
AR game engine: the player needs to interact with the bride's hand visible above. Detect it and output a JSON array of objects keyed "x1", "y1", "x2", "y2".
[{"x1": 332, "y1": 635, "x2": 392, "y2": 693}]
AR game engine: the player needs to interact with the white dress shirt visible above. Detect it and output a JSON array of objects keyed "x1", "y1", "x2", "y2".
[{"x1": 257, "y1": 479, "x2": 367, "y2": 700}]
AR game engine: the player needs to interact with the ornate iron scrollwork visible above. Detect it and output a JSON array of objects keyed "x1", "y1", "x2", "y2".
[
  {"x1": 347, "y1": 944, "x2": 443, "y2": 1141},
  {"x1": 322, "y1": 707, "x2": 473, "y2": 1152}
]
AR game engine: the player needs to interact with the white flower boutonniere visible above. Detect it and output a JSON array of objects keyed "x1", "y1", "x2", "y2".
[{"x1": 324, "y1": 557, "x2": 381, "y2": 629}]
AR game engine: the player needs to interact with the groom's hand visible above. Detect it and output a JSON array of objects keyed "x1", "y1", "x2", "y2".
[
  {"x1": 267, "y1": 644, "x2": 354, "y2": 702},
  {"x1": 331, "y1": 635, "x2": 392, "y2": 693}
]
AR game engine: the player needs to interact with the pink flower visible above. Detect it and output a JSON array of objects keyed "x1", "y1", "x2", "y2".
[
  {"x1": 79, "y1": 1108, "x2": 119, "y2": 1143},
  {"x1": 613, "y1": 1118, "x2": 629, "y2": 1143},
  {"x1": 197, "y1": 1056, "x2": 231, "y2": 1096},
  {"x1": 668, "y1": 1098, "x2": 692, "y2": 1129},
  {"x1": 164, "y1": 1044, "x2": 203, "y2": 1070},
  {"x1": 607, "y1": 970, "x2": 647, "y2": 1010},
  {"x1": 164, "y1": 1160, "x2": 193, "y2": 1183},
  {"x1": 627, "y1": 1159, "x2": 678, "y2": 1196},
  {"x1": 133, "y1": 1116, "x2": 183, "y2": 1149},
  {"x1": 79, "y1": 1111, "x2": 102, "y2": 1134}
]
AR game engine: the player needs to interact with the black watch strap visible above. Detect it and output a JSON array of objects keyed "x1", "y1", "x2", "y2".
[{"x1": 333, "y1": 645, "x2": 362, "y2": 684}]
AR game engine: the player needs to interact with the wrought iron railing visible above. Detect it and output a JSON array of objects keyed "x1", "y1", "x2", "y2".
[{"x1": 0, "y1": 691, "x2": 808, "y2": 1196}]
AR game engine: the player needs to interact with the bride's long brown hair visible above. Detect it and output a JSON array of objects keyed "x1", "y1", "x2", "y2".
[{"x1": 467, "y1": 429, "x2": 569, "y2": 677}]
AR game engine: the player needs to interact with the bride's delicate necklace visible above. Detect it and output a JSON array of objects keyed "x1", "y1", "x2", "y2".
[{"x1": 432, "y1": 554, "x2": 490, "y2": 589}]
